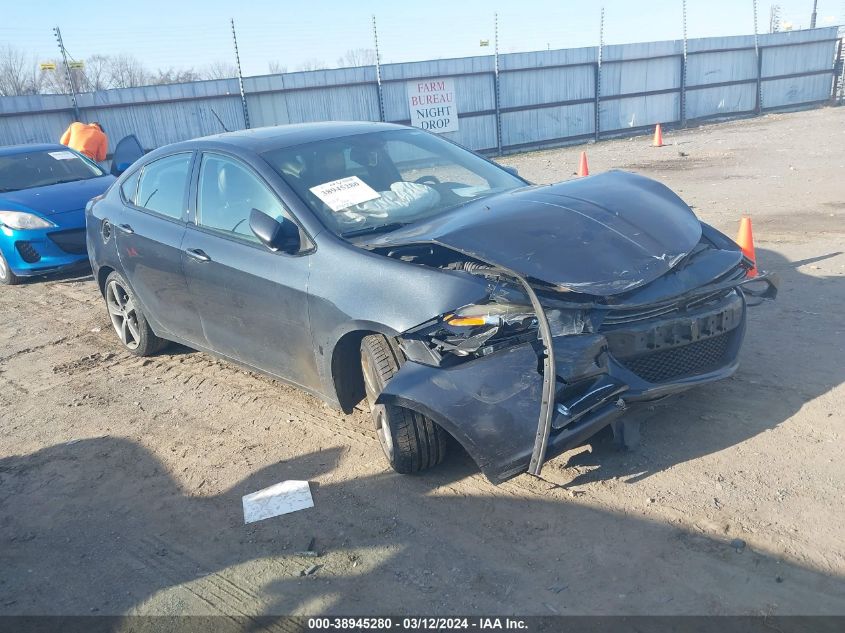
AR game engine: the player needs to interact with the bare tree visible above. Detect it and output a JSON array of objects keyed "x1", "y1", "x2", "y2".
[
  {"x1": 203, "y1": 61, "x2": 238, "y2": 80},
  {"x1": 107, "y1": 54, "x2": 150, "y2": 89},
  {"x1": 296, "y1": 58, "x2": 326, "y2": 72},
  {"x1": 268, "y1": 60, "x2": 288, "y2": 75},
  {"x1": 79, "y1": 55, "x2": 113, "y2": 91},
  {"x1": 337, "y1": 48, "x2": 377, "y2": 68},
  {"x1": 0, "y1": 44, "x2": 42, "y2": 96},
  {"x1": 150, "y1": 67, "x2": 203, "y2": 85}
]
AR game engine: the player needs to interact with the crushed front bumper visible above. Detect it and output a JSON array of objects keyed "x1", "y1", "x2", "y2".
[{"x1": 378, "y1": 274, "x2": 776, "y2": 483}]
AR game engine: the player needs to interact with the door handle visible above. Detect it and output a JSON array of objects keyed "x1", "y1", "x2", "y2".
[
  {"x1": 185, "y1": 248, "x2": 211, "y2": 262},
  {"x1": 116, "y1": 223, "x2": 134, "y2": 234}
]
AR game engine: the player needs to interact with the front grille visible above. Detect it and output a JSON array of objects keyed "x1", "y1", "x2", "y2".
[
  {"x1": 49, "y1": 229, "x2": 87, "y2": 254},
  {"x1": 15, "y1": 241, "x2": 41, "y2": 263},
  {"x1": 618, "y1": 331, "x2": 732, "y2": 383}
]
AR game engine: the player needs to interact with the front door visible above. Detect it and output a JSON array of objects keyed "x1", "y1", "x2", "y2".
[
  {"x1": 181, "y1": 152, "x2": 318, "y2": 390},
  {"x1": 114, "y1": 152, "x2": 204, "y2": 344},
  {"x1": 110, "y1": 134, "x2": 145, "y2": 176}
]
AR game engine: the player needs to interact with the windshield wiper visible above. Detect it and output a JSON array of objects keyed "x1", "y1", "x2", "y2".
[{"x1": 341, "y1": 222, "x2": 407, "y2": 238}]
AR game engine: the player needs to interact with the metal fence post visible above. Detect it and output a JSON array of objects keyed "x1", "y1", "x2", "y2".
[
  {"x1": 494, "y1": 12, "x2": 503, "y2": 156},
  {"x1": 753, "y1": 0, "x2": 763, "y2": 114},
  {"x1": 681, "y1": 0, "x2": 688, "y2": 126},
  {"x1": 372, "y1": 15, "x2": 385, "y2": 123},
  {"x1": 53, "y1": 26, "x2": 81, "y2": 122},
  {"x1": 595, "y1": 7, "x2": 605, "y2": 142},
  {"x1": 230, "y1": 18, "x2": 250, "y2": 129}
]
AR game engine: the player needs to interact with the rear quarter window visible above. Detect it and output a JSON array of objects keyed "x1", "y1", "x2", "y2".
[{"x1": 120, "y1": 170, "x2": 141, "y2": 204}]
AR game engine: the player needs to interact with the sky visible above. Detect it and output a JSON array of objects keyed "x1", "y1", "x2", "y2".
[{"x1": 1, "y1": 0, "x2": 843, "y2": 78}]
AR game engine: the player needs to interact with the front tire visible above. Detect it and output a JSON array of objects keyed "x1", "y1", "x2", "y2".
[
  {"x1": 0, "y1": 250, "x2": 21, "y2": 285},
  {"x1": 360, "y1": 334, "x2": 447, "y2": 474},
  {"x1": 104, "y1": 271, "x2": 168, "y2": 356}
]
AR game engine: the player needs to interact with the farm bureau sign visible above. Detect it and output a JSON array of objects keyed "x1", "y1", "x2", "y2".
[{"x1": 407, "y1": 78, "x2": 459, "y2": 133}]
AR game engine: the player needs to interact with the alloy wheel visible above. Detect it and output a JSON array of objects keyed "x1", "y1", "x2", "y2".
[{"x1": 105, "y1": 280, "x2": 141, "y2": 350}]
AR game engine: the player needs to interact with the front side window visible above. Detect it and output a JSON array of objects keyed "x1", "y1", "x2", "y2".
[
  {"x1": 0, "y1": 149, "x2": 105, "y2": 193},
  {"x1": 197, "y1": 153, "x2": 289, "y2": 242},
  {"x1": 261, "y1": 128, "x2": 524, "y2": 238},
  {"x1": 135, "y1": 153, "x2": 192, "y2": 220}
]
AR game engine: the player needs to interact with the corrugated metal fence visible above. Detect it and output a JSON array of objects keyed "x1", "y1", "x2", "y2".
[{"x1": 0, "y1": 27, "x2": 840, "y2": 155}]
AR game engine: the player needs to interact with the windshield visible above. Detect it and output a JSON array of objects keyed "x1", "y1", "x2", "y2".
[
  {"x1": 262, "y1": 128, "x2": 525, "y2": 237},
  {"x1": 0, "y1": 149, "x2": 105, "y2": 193}
]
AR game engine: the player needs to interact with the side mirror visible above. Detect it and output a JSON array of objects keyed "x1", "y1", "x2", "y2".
[
  {"x1": 501, "y1": 165, "x2": 519, "y2": 177},
  {"x1": 249, "y1": 208, "x2": 301, "y2": 255}
]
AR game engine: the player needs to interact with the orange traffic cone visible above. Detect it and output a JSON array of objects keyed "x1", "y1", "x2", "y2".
[
  {"x1": 736, "y1": 215, "x2": 758, "y2": 278},
  {"x1": 652, "y1": 124, "x2": 664, "y2": 147},
  {"x1": 577, "y1": 151, "x2": 589, "y2": 177}
]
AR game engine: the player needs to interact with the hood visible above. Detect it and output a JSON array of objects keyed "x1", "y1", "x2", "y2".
[
  {"x1": 0, "y1": 175, "x2": 115, "y2": 216},
  {"x1": 367, "y1": 171, "x2": 702, "y2": 296}
]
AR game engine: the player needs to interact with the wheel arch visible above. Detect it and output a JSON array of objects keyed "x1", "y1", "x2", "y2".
[
  {"x1": 330, "y1": 322, "x2": 400, "y2": 414},
  {"x1": 96, "y1": 265, "x2": 115, "y2": 296}
]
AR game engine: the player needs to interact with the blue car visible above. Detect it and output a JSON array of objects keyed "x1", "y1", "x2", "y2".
[{"x1": 0, "y1": 144, "x2": 116, "y2": 285}]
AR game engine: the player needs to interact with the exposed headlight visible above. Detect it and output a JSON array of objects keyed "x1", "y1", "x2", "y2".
[
  {"x1": 0, "y1": 211, "x2": 55, "y2": 230},
  {"x1": 400, "y1": 300, "x2": 590, "y2": 367}
]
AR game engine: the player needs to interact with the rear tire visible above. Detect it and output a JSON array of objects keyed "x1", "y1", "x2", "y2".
[
  {"x1": 360, "y1": 334, "x2": 447, "y2": 474},
  {"x1": 104, "y1": 271, "x2": 168, "y2": 356},
  {"x1": 0, "y1": 250, "x2": 21, "y2": 285}
]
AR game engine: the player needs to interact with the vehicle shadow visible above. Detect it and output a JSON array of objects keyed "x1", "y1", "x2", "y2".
[
  {"x1": 1, "y1": 436, "x2": 843, "y2": 624},
  {"x1": 562, "y1": 247, "x2": 844, "y2": 486},
  {"x1": 17, "y1": 266, "x2": 93, "y2": 286}
]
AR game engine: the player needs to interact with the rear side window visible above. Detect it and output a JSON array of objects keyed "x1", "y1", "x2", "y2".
[
  {"x1": 120, "y1": 170, "x2": 140, "y2": 204},
  {"x1": 135, "y1": 153, "x2": 192, "y2": 219}
]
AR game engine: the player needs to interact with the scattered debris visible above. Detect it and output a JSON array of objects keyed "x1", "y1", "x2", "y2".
[
  {"x1": 295, "y1": 537, "x2": 319, "y2": 557},
  {"x1": 242, "y1": 480, "x2": 314, "y2": 524},
  {"x1": 730, "y1": 538, "x2": 746, "y2": 552},
  {"x1": 301, "y1": 564, "x2": 321, "y2": 577}
]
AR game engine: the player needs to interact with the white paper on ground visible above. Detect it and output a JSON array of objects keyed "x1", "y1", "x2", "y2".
[{"x1": 242, "y1": 480, "x2": 314, "y2": 524}]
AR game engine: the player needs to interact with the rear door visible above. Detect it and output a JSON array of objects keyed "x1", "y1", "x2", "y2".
[
  {"x1": 114, "y1": 152, "x2": 204, "y2": 344},
  {"x1": 181, "y1": 151, "x2": 318, "y2": 390}
]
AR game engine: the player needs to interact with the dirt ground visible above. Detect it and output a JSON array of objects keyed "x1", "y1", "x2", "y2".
[{"x1": 1, "y1": 107, "x2": 844, "y2": 618}]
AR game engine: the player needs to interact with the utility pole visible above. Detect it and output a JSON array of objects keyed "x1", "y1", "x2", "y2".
[
  {"x1": 810, "y1": 0, "x2": 818, "y2": 28},
  {"x1": 231, "y1": 18, "x2": 250, "y2": 129},
  {"x1": 372, "y1": 15, "x2": 384, "y2": 122},
  {"x1": 53, "y1": 26, "x2": 81, "y2": 121}
]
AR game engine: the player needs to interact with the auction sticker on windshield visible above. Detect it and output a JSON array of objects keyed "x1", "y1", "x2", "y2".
[
  {"x1": 310, "y1": 176, "x2": 380, "y2": 212},
  {"x1": 48, "y1": 151, "x2": 77, "y2": 160}
]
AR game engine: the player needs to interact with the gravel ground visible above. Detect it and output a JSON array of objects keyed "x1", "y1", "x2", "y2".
[{"x1": 1, "y1": 107, "x2": 844, "y2": 618}]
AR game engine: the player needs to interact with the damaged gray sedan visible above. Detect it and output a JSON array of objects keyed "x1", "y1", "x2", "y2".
[{"x1": 86, "y1": 122, "x2": 777, "y2": 483}]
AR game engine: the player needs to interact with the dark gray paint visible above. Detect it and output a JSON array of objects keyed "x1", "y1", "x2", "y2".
[{"x1": 86, "y1": 122, "x2": 775, "y2": 482}]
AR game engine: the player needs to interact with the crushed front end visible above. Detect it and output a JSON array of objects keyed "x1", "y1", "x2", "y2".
[{"x1": 376, "y1": 242, "x2": 777, "y2": 484}]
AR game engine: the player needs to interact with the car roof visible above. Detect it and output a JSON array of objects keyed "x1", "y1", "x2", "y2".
[
  {"x1": 0, "y1": 143, "x2": 70, "y2": 156},
  {"x1": 159, "y1": 121, "x2": 408, "y2": 155}
]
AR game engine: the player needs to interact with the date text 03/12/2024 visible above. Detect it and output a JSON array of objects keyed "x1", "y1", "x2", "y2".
[{"x1": 306, "y1": 617, "x2": 528, "y2": 630}]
